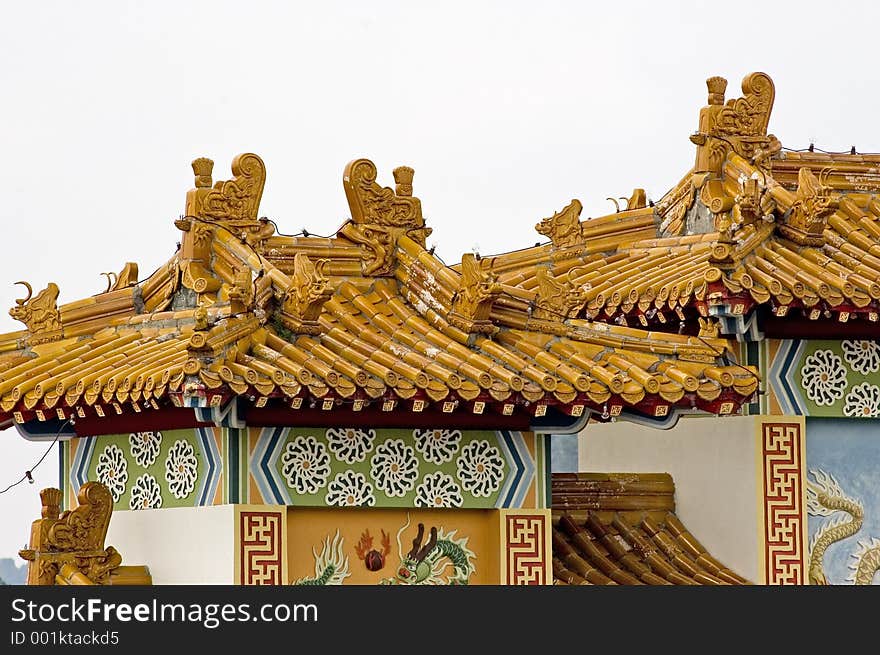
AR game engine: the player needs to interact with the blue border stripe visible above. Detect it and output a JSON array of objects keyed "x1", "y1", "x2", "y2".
[
  {"x1": 195, "y1": 427, "x2": 221, "y2": 506},
  {"x1": 495, "y1": 431, "x2": 517, "y2": 508},
  {"x1": 252, "y1": 427, "x2": 288, "y2": 505},
  {"x1": 511, "y1": 432, "x2": 535, "y2": 508},
  {"x1": 266, "y1": 427, "x2": 291, "y2": 504},
  {"x1": 505, "y1": 432, "x2": 525, "y2": 507},
  {"x1": 71, "y1": 437, "x2": 96, "y2": 495},
  {"x1": 502, "y1": 431, "x2": 524, "y2": 507},
  {"x1": 770, "y1": 339, "x2": 806, "y2": 415},
  {"x1": 250, "y1": 427, "x2": 273, "y2": 503},
  {"x1": 495, "y1": 430, "x2": 538, "y2": 508}
]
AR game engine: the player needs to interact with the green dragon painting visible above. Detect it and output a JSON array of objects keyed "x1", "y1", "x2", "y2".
[{"x1": 380, "y1": 515, "x2": 476, "y2": 585}]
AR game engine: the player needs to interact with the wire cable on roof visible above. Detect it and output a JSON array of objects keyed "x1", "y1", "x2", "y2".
[
  {"x1": 0, "y1": 418, "x2": 71, "y2": 496},
  {"x1": 783, "y1": 145, "x2": 868, "y2": 155},
  {"x1": 263, "y1": 217, "x2": 353, "y2": 240}
]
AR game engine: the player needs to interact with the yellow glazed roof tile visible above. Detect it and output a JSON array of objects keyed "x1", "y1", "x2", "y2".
[
  {"x1": 21, "y1": 74, "x2": 875, "y2": 427},
  {"x1": 551, "y1": 473, "x2": 750, "y2": 585}
]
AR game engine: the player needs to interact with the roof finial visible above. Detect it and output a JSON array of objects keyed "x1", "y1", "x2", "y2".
[{"x1": 185, "y1": 153, "x2": 266, "y2": 222}]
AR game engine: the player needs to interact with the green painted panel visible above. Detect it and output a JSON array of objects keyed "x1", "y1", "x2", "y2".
[
  {"x1": 271, "y1": 428, "x2": 506, "y2": 508},
  {"x1": 798, "y1": 340, "x2": 880, "y2": 417},
  {"x1": 85, "y1": 429, "x2": 202, "y2": 511}
]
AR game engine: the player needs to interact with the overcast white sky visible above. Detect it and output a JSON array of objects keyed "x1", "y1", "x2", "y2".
[{"x1": 1, "y1": 0, "x2": 878, "y2": 563}]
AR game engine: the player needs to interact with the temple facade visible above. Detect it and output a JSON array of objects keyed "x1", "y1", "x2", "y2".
[{"x1": 3, "y1": 71, "x2": 878, "y2": 585}]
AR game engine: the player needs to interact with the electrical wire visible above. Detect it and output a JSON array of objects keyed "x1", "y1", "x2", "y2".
[
  {"x1": 782, "y1": 145, "x2": 866, "y2": 155},
  {"x1": 263, "y1": 217, "x2": 353, "y2": 240},
  {"x1": 0, "y1": 418, "x2": 71, "y2": 496}
]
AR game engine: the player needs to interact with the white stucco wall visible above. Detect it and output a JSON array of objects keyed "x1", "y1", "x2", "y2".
[
  {"x1": 576, "y1": 414, "x2": 759, "y2": 583},
  {"x1": 106, "y1": 504, "x2": 235, "y2": 584}
]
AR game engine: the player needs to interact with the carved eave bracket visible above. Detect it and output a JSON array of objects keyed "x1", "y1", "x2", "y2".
[
  {"x1": 19, "y1": 483, "x2": 125, "y2": 586},
  {"x1": 535, "y1": 199, "x2": 584, "y2": 250},
  {"x1": 9, "y1": 281, "x2": 63, "y2": 344},
  {"x1": 777, "y1": 167, "x2": 838, "y2": 247},
  {"x1": 278, "y1": 253, "x2": 332, "y2": 335},
  {"x1": 449, "y1": 253, "x2": 502, "y2": 334},
  {"x1": 692, "y1": 73, "x2": 781, "y2": 174},
  {"x1": 340, "y1": 159, "x2": 432, "y2": 277},
  {"x1": 532, "y1": 267, "x2": 591, "y2": 321}
]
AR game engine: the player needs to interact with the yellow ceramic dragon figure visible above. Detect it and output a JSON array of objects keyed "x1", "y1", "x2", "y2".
[{"x1": 807, "y1": 469, "x2": 880, "y2": 585}]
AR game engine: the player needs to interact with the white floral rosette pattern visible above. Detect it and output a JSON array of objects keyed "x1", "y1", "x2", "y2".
[
  {"x1": 413, "y1": 429, "x2": 462, "y2": 464},
  {"x1": 456, "y1": 440, "x2": 505, "y2": 497},
  {"x1": 415, "y1": 472, "x2": 463, "y2": 508},
  {"x1": 370, "y1": 439, "x2": 419, "y2": 497},
  {"x1": 843, "y1": 382, "x2": 880, "y2": 417},
  {"x1": 324, "y1": 470, "x2": 376, "y2": 506},
  {"x1": 800, "y1": 349, "x2": 847, "y2": 406},
  {"x1": 841, "y1": 340, "x2": 880, "y2": 375},
  {"x1": 326, "y1": 428, "x2": 376, "y2": 464},
  {"x1": 129, "y1": 474, "x2": 163, "y2": 510},
  {"x1": 129, "y1": 431, "x2": 162, "y2": 468},
  {"x1": 95, "y1": 444, "x2": 128, "y2": 502},
  {"x1": 164, "y1": 439, "x2": 198, "y2": 499},
  {"x1": 280, "y1": 436, "x2": 331, "y2": 494}
]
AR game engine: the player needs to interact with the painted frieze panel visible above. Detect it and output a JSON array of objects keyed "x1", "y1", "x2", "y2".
[
  {"x1": 806, "y1": 418, "x2": 880, "y2": 585},
  {"x1": 287, "y1": 508, "x2": 488, "y2": 585},
  {"x1": 250, "y1": 428, "x2": 541, "y2": 509},
  {"x1": 64, "y1": 426, "x2": 542, "y2": 510},
  {"x1": 67, "y1": 427, "x2": 222, "y2": 511},
  {"x1": 767, "y1": 339, "x2": 880, "y2": 417}
]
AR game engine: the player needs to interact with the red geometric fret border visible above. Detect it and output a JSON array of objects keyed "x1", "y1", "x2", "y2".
[
  {"x1": 236, "y1": 508, "x2": 286, "y2": 585},
  {"x1": 500, "y1": 509, "x2": 551, "y2": 585},
  {"x1": 760, "y1": 421, "x2": 806, "y2": 585}
]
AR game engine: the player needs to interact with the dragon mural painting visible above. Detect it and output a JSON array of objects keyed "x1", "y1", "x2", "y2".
[
  {"x1": 293, "y1": 516, "x2": 476, "y2": 585},
  {"x1": 293, "y1": 530, "x2": 351, "y2": 586},
  {"x1": 807, "y1": 469, "x2": 880, "y2": 585},
  {"x1": 381, "y1": 516, "x2": 476, "y2": 585},
  {"x1": 355, "y1": 529, "x2": 391, "y2": 572}
]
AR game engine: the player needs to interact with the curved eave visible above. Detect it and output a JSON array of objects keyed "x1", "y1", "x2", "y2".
[{"x1": 551, "y1": 473, "x2": 750, "y2": 585}]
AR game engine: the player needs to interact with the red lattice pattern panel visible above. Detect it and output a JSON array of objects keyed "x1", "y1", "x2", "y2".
[
  {"x1": 761, "y1": 423, "x2": 805, "y2": 585},
  {"x1": 240, "y1": 511, "x2": 283, "y2": 585},
  {"x1": 506, "y1": 514, "x2": 547, "y2": 585}
]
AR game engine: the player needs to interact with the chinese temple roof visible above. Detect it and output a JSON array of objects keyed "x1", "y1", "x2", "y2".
[
  {"x1": 14, "y1": 70, "x2": 868, "y2": 434},
  {"x1": 551, "y1": 473, "x2": 750, "y2": 585},
  {"x1": 493, "y1": 72, "x2": 880, "y2": 339}
]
